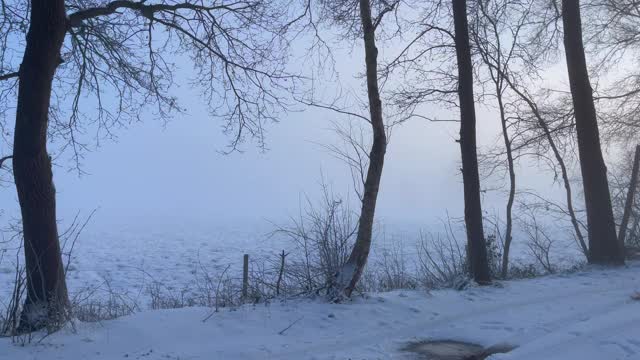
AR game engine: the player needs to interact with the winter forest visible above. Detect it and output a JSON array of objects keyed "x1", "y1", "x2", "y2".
[{"x1": 1, "y1": 0, "x2": 640, "y2": 359}]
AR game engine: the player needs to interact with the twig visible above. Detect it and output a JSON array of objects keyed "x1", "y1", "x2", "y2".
[
  {"x1": 278, "y1": 316, "x2": 304, "y2": 335},
  {"x1": 202, "y1": 264, "x2": 231, "y2": 322}
]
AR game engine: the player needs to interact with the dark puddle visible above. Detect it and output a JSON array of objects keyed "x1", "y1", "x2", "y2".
[{"x1": 403, "y1": 340, "x2": 516, "y2": 360}]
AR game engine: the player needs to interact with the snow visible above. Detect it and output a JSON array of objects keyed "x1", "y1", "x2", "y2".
[
  {"x1": 0, "y1": 219, "x2": 585, "y2": 308},
  {"x1": 0, "y1": 222, "x2": 291, "y2": 302},
  {"x1": 2, "y1": 261, "x2": 639, "y2": 359}
]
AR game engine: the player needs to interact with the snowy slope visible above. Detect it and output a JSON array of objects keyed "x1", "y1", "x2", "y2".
[{"x1": 2, "y1": 262, "x2": 639, "y2": 360}]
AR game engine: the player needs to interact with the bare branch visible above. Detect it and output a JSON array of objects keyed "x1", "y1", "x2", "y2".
[
  {"x1": 68, "y1": 1, "x2": 242, "y2": 26},
  {"x1": 0, "y1": 155, "x2": 11, "y2": 168},
  {"x1": 0, "y1": 71, "x2": 17, "y2": 81}
]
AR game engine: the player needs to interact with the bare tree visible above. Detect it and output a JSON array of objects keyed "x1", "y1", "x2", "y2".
[
  {"x1": 562, "y1": 0, "x2": 624, "y2": 264},
  {"x1": 11, "y1": 0, "x2": 71, "y2": 332},
  {"x1": 453, "y1": 0, "x2": 491, "y2": 284},
  {"x1": 471, "y1": 0, "x2": 537, "y2": 278},
  {"x1": 584, "y1": 0, "x2": 640, "y2": 251},
  {"x1": 380, "y1": 0, "x2": 492, "y2": 283},
  {"x1": 505, "y1": 83, "x2": 589, "y2": 259},
  {"x1": 465, "y1": 0, "x2": 591, "y2": 262},
  {"x1": 287, "y1": 0, "x2": 398, "y2": 299},
  {"x1": 0, "y1": 0, "x2": 303, "y2": 332},
  {"x1": 325, "y1": 0, "x2": 394, "y2": 300}
]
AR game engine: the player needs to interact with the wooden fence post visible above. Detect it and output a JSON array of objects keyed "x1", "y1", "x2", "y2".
[
  {"x1": 276, "y1": 250, "x2": 287, "y2": 296},
  {"x1": 242, "y1": 254, "x2": 249, "y2": 300}
]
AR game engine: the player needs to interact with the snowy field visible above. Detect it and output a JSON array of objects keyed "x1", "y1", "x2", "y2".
[
  {"x1": 0, "y1": 221, "x2": 290, "y2": 302},
  {"x1": 0, "y1": 218, "x2": 584, "y2": 305},
  {"x1": 1, "y1": 260, "x2": 639, "y2": 359}
]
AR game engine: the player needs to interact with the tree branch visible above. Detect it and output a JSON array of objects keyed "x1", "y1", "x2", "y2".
[
  {"x1": 68, "y1": 0, "x2": 242, "y2": 27},
  {"x1": 0, "y1": 155, "x2": 12, "y2": 168},
  {"x1": 0, "y1": 71, "x2": 18, "y2": 81}
]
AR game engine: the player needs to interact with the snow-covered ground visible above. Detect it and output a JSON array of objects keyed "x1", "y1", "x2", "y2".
[{"x1": 2, "y1": 261, "x2": 639, "y2": 359}]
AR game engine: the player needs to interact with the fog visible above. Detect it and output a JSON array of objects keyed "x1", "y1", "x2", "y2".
[{"x1": 0, "y1": 40, "x2": 572, "y2": 236}]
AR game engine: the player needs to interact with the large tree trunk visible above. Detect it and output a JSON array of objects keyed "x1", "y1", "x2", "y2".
[
  {"x1": 14, "y1": 0, "x2": 69, "y2": 332},
  {"x1": 618, "y1": 145, "x2": 640, "y2": 252},
  {"x1": 328, "y1": 0, "x2": 387, "y2": 300},
  {"x1": 562, "y1": 0, "x2": 624, "y2": 265},
  {"x1": 452, "y1": 0, "x2": 491, "y2": 284}
]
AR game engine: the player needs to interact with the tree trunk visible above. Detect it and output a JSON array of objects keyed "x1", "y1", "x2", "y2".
[
  {"x1": 472, "y1": 1, "x2": 515, "y2": 278},
  {"x1": 14, "y1": 0, "x2": 69, "y2": 332},
  {"x1": 452, "y1": 0, "x2": 491, "y2": 284},
  {"x1": 628, "y1": 214, "x2": 640, "y2": 247},
  {"x1": 562, "y1": 0, "x2": 624, "y2": 265},
  {"x1": 497, "y1": 91, "x2": 516, "y2": 279},
  {"x1": 618, "y1": 145, "x2": 640, "y2": 253},
  {"x1": 328, "y1": 0, "x2": 387, "y2": 300}
]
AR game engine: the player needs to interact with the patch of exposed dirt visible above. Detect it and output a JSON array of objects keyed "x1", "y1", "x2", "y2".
[{"x1": 403, "y1": 339, "x2": 515, "y2": 360}]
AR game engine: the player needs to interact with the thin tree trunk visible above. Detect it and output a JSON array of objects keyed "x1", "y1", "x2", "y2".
[
  {"x1": 530, "y1": 101, "x2": 589, "y2": 258},
  {"x1": 328, "y1": 0, "x2": 387, "y2": 300},
  {"x1": 472, "y1": 2, "x2": 515, "y2": 278},
  {"x1": 452, "y1": 0, "x2": 491, "y2": 284},
  {"x1": 497, "y1": 69, "x2": 589, "y2": 259},
  {"x1": 14, "y1": 0, "x2": 69, "y2": 332},
  {"x1": 497, "y1": 91, "x2": 516, "y2": 279},
  {"x1": 562, "y1": 0, "x2": 624, "y2": 264},
  {"x1": 628, "y1": 214, "x2": 640, "y2": 247},
  {"x1": 618, "y1": 145, "x2": 640, "y2": 253}
]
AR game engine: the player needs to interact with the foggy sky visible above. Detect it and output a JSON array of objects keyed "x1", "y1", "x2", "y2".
[{"x1": 0, "y1": 40, "x2": 572, "y2": 234}]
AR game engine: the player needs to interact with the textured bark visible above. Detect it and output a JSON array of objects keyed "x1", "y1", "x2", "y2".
[
  {"x1": 14, "y1": 0, "x2": 69, "y2": 332},
  {"x1": 452, "y1": 0, "x2": 491, "y2": 284},
  {"x1": 329, "y1": 0, "x2": 387, "y2": 300},
  {"x1": 562, "y1": 0, "x2": 624, "y2": 264},
  {"x1": 618, "y1": 145, "x2": 640, "y2": 252}
]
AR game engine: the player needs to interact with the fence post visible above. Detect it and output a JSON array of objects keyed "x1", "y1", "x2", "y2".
[
  {"x1": 276, "y1": 250, "x2": 287, "y2": 296},
  {"x1": 242, "y1": 254, "x2": 249, "y2": 300}
]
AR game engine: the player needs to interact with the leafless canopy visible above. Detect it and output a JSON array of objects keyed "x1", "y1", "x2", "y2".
[{"x1": 0, "y1": 0, "x2": 307, "y2": 165}]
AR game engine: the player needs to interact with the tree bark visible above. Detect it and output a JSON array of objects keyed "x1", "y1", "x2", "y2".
[
  {"x1": 452, "y1": 0, "x2": 491, "y2": 284},
  {"x1": 328, "y1": 0, "x2": 387, "y2": 300},
  {"x1": 618, "y1": 145, "x2": 640, "y2": 253},
  {"x1": 14, "y1": 0, "x2": 69, "y2": 332},
  {"x1": 562, "y1": 0, "x2": 624, "y2": 265}
]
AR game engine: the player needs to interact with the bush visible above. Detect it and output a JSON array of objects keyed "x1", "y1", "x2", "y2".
[
  {"x1": 416, "y1": 230, "x2": 469, "y2": 290},
  {"x1": 272, "y1": 184, "x2": 356, "y2": 295}
]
